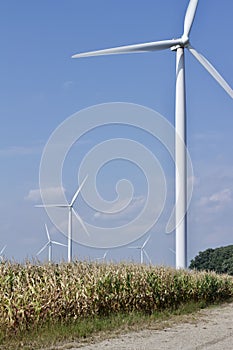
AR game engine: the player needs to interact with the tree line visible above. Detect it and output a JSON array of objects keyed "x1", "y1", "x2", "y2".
[{"x1": 189, "y1": 245, "x2": 233, "y2": 275}]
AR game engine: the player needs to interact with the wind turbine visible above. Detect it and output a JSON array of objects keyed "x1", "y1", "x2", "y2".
[
  {"x1": 36, "y1": 175, "x2": 88, "y2": 263},
  {"x1": 72, "y1": 0, "x2": 233, "y2": 269},
  {"x1": 129, "y1": 235, "x2": 151, "y2": 264},
  {"x1": 36, "y1": 224, "x2": 67, "y2": 262},
  {"x1": 96, "y1": 250, "x2": 109, "y2": 262},
  {"x1": 0, "y1": 245, "x2": 6, "y2": 262}
]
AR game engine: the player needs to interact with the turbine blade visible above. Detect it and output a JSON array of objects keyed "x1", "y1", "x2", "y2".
[
  {"x1": 103, "y1": 250, "x2": 109, "y2": 259},
  {"x1": 36, "y1": 243, "x2": 48, "y2": 256},
  {"x1": 72, "y1": 39, "x2": 180, "y2": 58},
  {"x1": 128, "y1": 246, "x2": 140, "y2": 249},
  {"x1": 51, "y1": 241, "x2": 67, "y2": 247},
  {"x1": 169, "y1": 248, "x2": 176, "y2": 255},
  {"x1": 0, "y1": 245, "x2": 6, "y2": 255},
  {"x1": 188, "y1": 46, "x2": 233, "y2": 98},
  {"x1": 183, "y1": 0, "x2": 199, "y2": 38},
  {"x1": 143, "y1": 249, "x2": 152, "y2": 264},
  {"x1": 142, "y1": 235, "x2": 151, "y2": 249},
  {"x1": 35, "y1": 204, "x2": 68, "y2": 208},
  {"x1": 75, "y1": 211, "x2": 89, "y2": 236},
  {"x1": 70, "y1": 175, "x2": 88, "y2": 206},
  {"x1": 45, "y1": 224, "x2": 50, "y2": 241}
]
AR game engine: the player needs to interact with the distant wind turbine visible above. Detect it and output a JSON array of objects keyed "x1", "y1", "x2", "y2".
[
  {"x1": 36, "y1": 175, "x2": 88, "y2": 262},
  {"x1": 96, "y1": 250, "x2": 109, "y2": 262},
  {"x1": 0, "y1": 245, "x2": 6, "y2": 262},
  {"x1": 129, "y1": 235, "x2": 151, "y2": 264},
  {"x1": 72, "y1": 0, "x2": 233, "y2": 269},
  {"x1": 36, "y1": 224, "x2": 67, "y2": 262}
]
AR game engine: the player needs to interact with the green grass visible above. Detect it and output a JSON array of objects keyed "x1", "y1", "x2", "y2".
[{"x1": 0, "y1": 299, "x2": 226, "y2": 350}]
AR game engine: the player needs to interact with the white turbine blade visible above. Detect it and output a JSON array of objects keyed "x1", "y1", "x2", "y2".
[
  {"x1": 128, "y1": 246, "x2": 140, "y2": 249},
  {"x1": 183, "y1": 0, "x2": 199, "y2": 38},
  {"x1": 169, "y1": 248, "x2": 176, "y2": 255},
  {"x1": 142, "y1": 235, "x2": 151, "y2": 249},
  {"x1": 188, "y1": 46, "x2": 233, "y2": 98},
  {"x1": 0, "y1": 245, "x2": 6, "y2": 255},
  {"x1": 51, "y1": 240, "x2": 67, "y2": 247},
  {"x1": 143, "y1": 249, "x2": 152, "y2": 264},
  {"x1": 35, "y1": 204, "x2": 68, "y2": 208},
  {"x1": 45, "y1": 224, "x2": 50, "y2": 241},
  {"x1": 36, "y1": 242, "x2": 49, "y2": 256},
  {"x1": 70, "y1": 175, "x2": 88, "y2": 207},
  {"x1": 103, "y1": 250, "x2": 109, "y2": 259},
  {"x1": 72, "y1": 39, "x2": 180, "y2": 59},
  {"x1": 76, "y1": 212, "x2": 89, "y2": 236}
]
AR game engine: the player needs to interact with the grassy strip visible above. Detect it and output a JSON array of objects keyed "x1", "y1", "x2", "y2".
[{"x1": 0, "y1": 299, "x2": 225, "y2": 350}]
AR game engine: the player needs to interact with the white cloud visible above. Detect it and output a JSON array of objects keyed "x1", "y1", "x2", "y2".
[
  {"x1": 63, "y1": 80, "x2": 74, "y2": 90},
  {"x1": 25, "y1": 189, "x2": 42, "y2": 202},
  {"x1": 93, "y1": 195, "x2": 146, "y2": 222},
  {"x1": 25, "y1": 186, "x2": 66, "y2": 203},
  {"x1": 209, "y1": 189, "x2": 232, "y2": 204},
  {"x1": 198, "y1": 188, "x2": 232, "y2": 214}
]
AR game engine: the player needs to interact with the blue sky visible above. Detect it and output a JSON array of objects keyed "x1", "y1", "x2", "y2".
[{"x1": 0, "y1": 0, "x2": 232, "y2": 265}]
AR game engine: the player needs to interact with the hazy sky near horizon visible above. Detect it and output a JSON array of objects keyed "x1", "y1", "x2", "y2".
[{"x1": 0, "y1": 0, "x2": 232, "y2": 265}]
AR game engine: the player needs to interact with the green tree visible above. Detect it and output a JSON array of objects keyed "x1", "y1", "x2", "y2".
[{"x1": 189, "y1": 245, "x2": 233, "y2": 275}]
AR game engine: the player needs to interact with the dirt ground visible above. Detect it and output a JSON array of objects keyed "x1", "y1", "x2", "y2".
[{"x1": 61, "y1": 302, "x2": 233, "y2": 350}]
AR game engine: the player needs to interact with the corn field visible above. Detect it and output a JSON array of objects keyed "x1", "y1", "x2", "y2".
[{"x1": 0, "y1": 261, "x2": 233, "y2": 334}]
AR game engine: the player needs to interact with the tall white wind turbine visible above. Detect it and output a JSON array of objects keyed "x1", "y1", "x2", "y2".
[
  {"x1": 72, "y1": 0, "x2": 233, "y2": 269},
  {"x1": 36, "y1": 224, "x2": 67, "y2": 262},
  {"x1": 129, "y1": 235, "x2": 151, "y2": 264},
  {"x1": 0, "y1": 245, "x2": 6, "y2": 262},
  {"x1": 36, "y1": 175, "x2": 88, "y2": 263}
]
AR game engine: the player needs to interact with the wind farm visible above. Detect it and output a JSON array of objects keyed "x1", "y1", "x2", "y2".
[
  {"x1": 1, "y1": 1, "x2": 233, "y2": 348},
  {"x1": 0, "y1": 1, "x2": 232, "y2": 266}
]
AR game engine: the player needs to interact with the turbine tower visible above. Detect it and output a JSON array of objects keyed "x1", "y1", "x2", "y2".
[
  {"x1": 129, "y1": 235, "x2": 151, "y2": 264},
  {"x1": 36, "y1": 175, "x2": 88, "y2": 263},
  {"x1": 72, "y1": 0, "x2": 233, "y2": 269},
  {"x1": 36, "y1": 224, "x2": 67, "y2": 262}
]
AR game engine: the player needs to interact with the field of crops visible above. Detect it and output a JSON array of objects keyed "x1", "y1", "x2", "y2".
[{"x1": 0, "y1": 261, "x2": 233, "y2": 335}]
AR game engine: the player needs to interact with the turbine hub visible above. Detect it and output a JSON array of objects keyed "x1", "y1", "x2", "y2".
[
  {"x1": 181, "y1": 35, "x2": 190, "y2": 47},
  {"x1": 170, "y1": 36, "x2": 189, "y2": 51}
]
